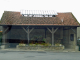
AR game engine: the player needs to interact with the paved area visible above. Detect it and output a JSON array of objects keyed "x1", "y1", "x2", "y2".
[
  {"x1": 0, "y1": 48, "x2": 79, "y2": 52},
  {"x1": 0, "y1": 50, "x2": 80, "y2": 60}
]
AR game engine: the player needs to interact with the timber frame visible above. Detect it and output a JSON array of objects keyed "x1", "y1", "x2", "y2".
[
  {"x1": 22, "y1": 27, "x2": 34, "y2": 45},
  {"x1": 47, "y1": 27, "x2": 58, "y2": 46},
  {"x1": 1, "y1": 25, "x2": 78, "y2": 47},
  {"x1": 22, "y1": 26, "x2": 58, "y2": 46}
]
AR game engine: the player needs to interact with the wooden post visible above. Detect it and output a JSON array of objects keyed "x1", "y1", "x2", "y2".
[
  {"x1": 2, "y1": 27, "x2": 9, "y2": 44},
  {"x1": 52, "y1": 27, "x2": 54, "y2": 46},
  {"x1": 47, "y1": 27, "x2": 52, "y2": 33},
  {"x1": 27, "y1": 28, "x2": 29, "y2": 45},
  {"x1": 47, "y1": 27, "x2": 58, "y2": 46},
  {"x1": 22, "y1": 27, "x2": 34, "y2": 45}
]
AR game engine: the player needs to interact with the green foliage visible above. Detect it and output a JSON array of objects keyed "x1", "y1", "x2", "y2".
[
  {"x1": 29, "y1": 43, "x2": 51, "y2": 46},
  {"x1": 30, "y1": 35, "x2": 51, "y2": 46},
  {"x1": 42, "y1": 38, "x2": 46, "y2": 42}
]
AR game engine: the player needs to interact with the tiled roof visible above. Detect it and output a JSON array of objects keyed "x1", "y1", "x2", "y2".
[{"x1": 0, "y1": 11, "x2": 79, "y2": 26}]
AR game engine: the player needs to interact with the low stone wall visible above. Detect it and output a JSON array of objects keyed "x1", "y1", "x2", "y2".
[{"x1": 17, "y1": 45, "x2": 65, "y2": 50}]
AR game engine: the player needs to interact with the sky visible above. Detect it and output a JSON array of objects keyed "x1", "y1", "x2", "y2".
[{"x1": 0, "y1": 0, "x2": 80, "y2": 23}]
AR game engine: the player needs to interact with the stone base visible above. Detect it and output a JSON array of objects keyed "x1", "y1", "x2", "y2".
[
  {"x1": 75, "y1": 46, "x2": 79, "y2": 51},
  {"x1": 0, "y1": 43, "x2": 10, "y2": 49},
  {"x1": 1, "y1": 45, "x2": 6, "y2": 49},
  {"x1": 16, "y1": 45, "x2": 65, "y2": 50}
]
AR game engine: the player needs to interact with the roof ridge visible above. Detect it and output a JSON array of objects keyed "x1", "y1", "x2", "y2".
[
  {"x1": 57, "y1": 12, "x2": 72, "y2": 14},
  {"x1": 4, "y1": 11, "x2": 20, "y2": 13}
]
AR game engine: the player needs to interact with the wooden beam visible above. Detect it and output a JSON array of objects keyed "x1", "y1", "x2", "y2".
[
  {"x1": 53, "y1": 28, "x2": 58, "y2": 33},
  {"x1": 47, "y1": 27, "x2": 58, "y2": 46},
  {"x1": 47, "y1": 27, "x2": 52, "y2": 33},
  {"x1": 22, "y1": 27, "x2": 30, "y2": 44},
  {"x1": 2, "y1": 27, "x2": 9, "y2": 44},
  {"x1": 71, "y1": 28, "x2": 76, "y2": 34},
  {"x1": 29, "y1": 28, "x2": 34, "y2": 33},
  {"x1": 3, "y1": 27, "x2": 9, "y2": 34},
  {"x1": 22, "y1": 27, "x2": 28, "y2": 33},
  {"x1": 22, "y1": 27, "x2": 34, "y2": 45}
]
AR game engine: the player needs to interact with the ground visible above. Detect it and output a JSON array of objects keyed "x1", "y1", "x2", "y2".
[{"x1": 0, "y1": 50, "x2": 80, "y2": 60}]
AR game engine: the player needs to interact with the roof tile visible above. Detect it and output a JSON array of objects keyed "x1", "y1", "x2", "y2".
[{"x1": 0, "y1": 11, "x2": 79, "y2": 26}]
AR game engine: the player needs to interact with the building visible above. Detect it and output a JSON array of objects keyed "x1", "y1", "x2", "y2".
[
  {"x1": 0, "y1": 11, "x2": 79, "y2": 49},
  {"x1": 77, "y1": 27, "x2": 80, "y2": 39}
]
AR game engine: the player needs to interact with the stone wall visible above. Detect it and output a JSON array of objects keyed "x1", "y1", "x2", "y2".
[
  {"x1": 68, "y1": 28, "x2": 77, "y2": 49},
  {"x1": 17, "y1": 46, "x2": 64, "y2": 50},
  {"x1": 63, "y1": 27, "x2": 77, "y2": 49}
]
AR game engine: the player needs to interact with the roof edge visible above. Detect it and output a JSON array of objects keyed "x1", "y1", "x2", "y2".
[
  {"x1": 71, "y1": 13, "x2": 80, "y2": 25},
  {"x1": 4, "y1": 11, "x2": 20, "y2": 13},
  {"x1": 57, "y1": 12, "x2": 72, "y2": 14},
  {"x1": 0, "y1": 24, "x2": 79, "y2": 27}
]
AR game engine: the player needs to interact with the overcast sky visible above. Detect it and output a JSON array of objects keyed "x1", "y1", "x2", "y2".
[{"x1": 0, "y1": 0, "x2": 80, "y2": 23}]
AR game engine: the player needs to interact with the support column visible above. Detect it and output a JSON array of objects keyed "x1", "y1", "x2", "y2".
[
  {"x1": 2, "y1": 27, "x2": 9, "y2": 44},
  {"x1": 1, "y1": 27, "x2": 9, "y2": 49},
  {"x1": 71, "y1": 28, "x2": 77, "y2": 50},
  {"x1": 47, "y1": 27, "x2": 58, "y2": 46},
  {"x1": 22, "y1": 27, "x2": 34, "y2": 45},
  {"x1": 52, "y1": 27, "x2": 54, "y2": 46},
  {"x1": 27, "y1": 28, "x2": 29, "y2": 45}
]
